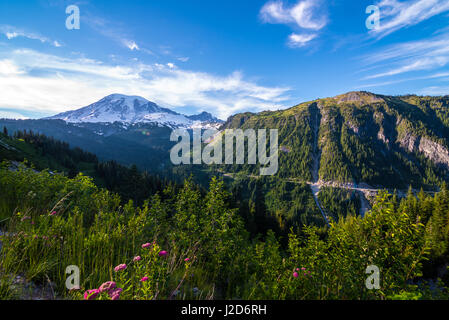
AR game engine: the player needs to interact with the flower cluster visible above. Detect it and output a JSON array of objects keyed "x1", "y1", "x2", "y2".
[
  {"x1": 84, "y1": 281, "x2": 123, "y2": 300},
  {"x1": 293, "y1": 267, "x2": 312, "y2": 278},
  {"x1": 114, "y1": 264, "x2": 127, "y2": 272},
  {"x1": 83, "y1": 242, "x2": 180, "y2": 300}
]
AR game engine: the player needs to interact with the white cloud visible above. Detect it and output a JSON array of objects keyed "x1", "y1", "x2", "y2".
[
  {"x1": 0, "y1": 110, "x2": 28, "y2": 120},
  {"x1": 0, "y1": 48, "x2": 290, "y2": 120},
  {"x1": 0, "y1": 59, "x2": 24, "y2": 75},
  {"x1": 288, "y1": 33, "x2": 317, "y2": 47},
  {"x1": 83, "y1": 15, "x2": 158, "y2": 54},
  {"x1": 289, "y1": 0, "x2": 327, "y2": 30},
  {"x1": 372, "y1": 0, "x2": 449, "y2": 37},
  {"x1": 362, "y1": 34, "x2": 449, "y2": 79},
  {"x1": 416, "y1": 85, "x2": 449, "y2": 96},
  {"x1": 5, "y1": 32, "x2": 18, "y2": 40},
  {"x1": 177, "y1": 57, "x2": 190, "y2": 62},
  {"x1": 365, "y1": 56, "x2": 449, "y2": 79},
  {"x1": 123, "y1": 40, "x2": 139, "y2": 51},
  {"x1": 0, "y1": 25, "x2": 62, "y2": 47},
  {"x1": 260, "y1": 1, "x2": 292, "y2": 24},
  {"x1": 8, "y1": 49, "x2": 143, "y2": 80},
  {"x1": 356, "y1": 71, "x2": 449, "y2": 89},
  {"x1": 260, "y1": 0, "x2": 327, "y2": 47}
]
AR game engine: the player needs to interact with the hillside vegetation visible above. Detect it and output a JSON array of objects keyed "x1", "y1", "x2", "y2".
[
  {"x1": 1, "y1": 162, "x2": 449, "y2": 299},
  {"x1": 0, "y1": 129, "x2": 173, "y2": 206},
  {"x1": 222, "y1": 92, "x2": 449, "y2": 189}
]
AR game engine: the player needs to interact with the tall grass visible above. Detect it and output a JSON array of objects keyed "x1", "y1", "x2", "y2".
[{"x1": 0, "y1": 162, "x2": 213, "y2": 299}]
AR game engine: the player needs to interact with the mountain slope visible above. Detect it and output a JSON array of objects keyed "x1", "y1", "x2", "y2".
[
  {"x1": 0, "y1": 130, "x2": 172, "y2": 206},
  {"x1": 0, "y1": 119, "x2": 176, "y2": 172},
  {"x1": 221, "y1": 91, "x2": 449, "y2": 190}
]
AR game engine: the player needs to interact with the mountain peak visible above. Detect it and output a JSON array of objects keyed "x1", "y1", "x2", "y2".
[
  {"x1": 334, "y1": 91, "x2": 384, "y2": 105},
  {"x1": 45, "y1": 94, "x2": 223, "y2": 129},
  {"x1": 101, "y1": 94, "x2": 149, "y2": 103}
]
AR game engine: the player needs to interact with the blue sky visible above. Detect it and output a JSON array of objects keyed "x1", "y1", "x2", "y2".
[{"x1": 0, "y1": 0, "x2": 449, "y2": 120}]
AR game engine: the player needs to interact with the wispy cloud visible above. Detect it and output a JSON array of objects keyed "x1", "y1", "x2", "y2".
[
  {"x1": 260, "y1": 0, "x2": 327, "y2": 30},
  {"x1": 123, "y1": 40, "x2": 139, "y2": 51},
  {"x1": 356, "y1": 71, "x2": 449, "y2": 88},
  {"x1": 362, "y1": 34, "x2": 449, "y2": 80},
  {"x1": 0, "y1": 48, "x2": 290, "y2": 120},
  {"x1": 0, "y1": 109, "x2": 28, "y2": 120},
  {"x1": 83, "y1": 15, "x2": 148, "y2": 53},
  {"x1": 371, "y1": 0, "x2": 449, "y2": 38},
  {"x1": 288, "y1": 33, "x2": 317, "y2": 48},
  {"x1": 260, "y1": 0, "x2": 327, "y2": 48},
  {"x1": 416, "y1": 85, "x2": 449, "y2": 96},
  {"x1": 0, "y1": 25, "x2": 62, "y2": 47}
]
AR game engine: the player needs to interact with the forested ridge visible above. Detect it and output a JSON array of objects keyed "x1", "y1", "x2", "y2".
[
  {"x1": 0, "y1": 129, "x2": 175, "y2": 206},
  {"x1": 221, "y1": 92, "x2": 449, "y2": 189}
]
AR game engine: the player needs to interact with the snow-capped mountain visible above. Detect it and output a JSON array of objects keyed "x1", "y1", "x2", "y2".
[{"x1": 46, "y1": 94, "x2": 223, "y2": 129}]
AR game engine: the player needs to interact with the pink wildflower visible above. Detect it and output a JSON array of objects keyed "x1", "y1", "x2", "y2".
[
  {"x1": 293, "y1": 272, "x2": 299, "y2": 278},
  {"x1": 142, "y1": 243, "x2": 152, "y2": 249},
  {"x1": 108, "y1": 288, "x2": 122, "y2": 300},
  {"x1": 159, "y1": 250, "x2": 168, "y2": 257},
  {"x1": 99, "y1": 281, "x2": 116, "y2": 293},
  {"x1": 140, "y1": 276, "x2": 149, "y2": 282},
  {"x1": 50, "y1": 211, "x2": 57, "y2": 216},
  {"x1": 133, "y1": 256, "x2": 142, "y2": 262},
  {"x1": 110, "y1": 293, "x2": 120, "y2": 300},
  {"x1": 84, "y1": 289, "x2": 100, "y2": 300},
  {"x1": 184, "y1": 258, "x2": 190, "y2": 262},
  {"x1": 113, "y1": 264, "x2": 127, "y2": 272}
]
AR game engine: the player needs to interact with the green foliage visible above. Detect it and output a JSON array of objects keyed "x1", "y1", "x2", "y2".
[
  {"x1": 0, "y1": 130, "x2": 172, "y2": 206},
  {"x1": 318, "y1": 187, "x2": 360, "y2": 221},
  {"x1": 1, "y1": 158, "x2": 449, "y2": 300}
]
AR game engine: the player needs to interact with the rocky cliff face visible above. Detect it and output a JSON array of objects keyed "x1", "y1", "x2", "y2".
[
  {"x1": 398, "y1": 131, "x2": 419, "y2": 153},
  {"x1": 418, "y1": 137, "x2": 449, "y2": 168},
  {"x1": 396, "y1": 115, "x2": 449, "y2": 169}
]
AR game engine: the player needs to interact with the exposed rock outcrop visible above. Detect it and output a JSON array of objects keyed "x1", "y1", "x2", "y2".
[
  {"x1": 418, "y1": 137, "x2": 449, "y2": 168},
  {"x1": 336, "y1": 91, "x2": 384, "y2": 105},
  {"x1": 398, "y1": 132, "x2": 449, "y2": 168},
  {"x1": 399, "y1": 131, "x2": 419, "y2": 153}
]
